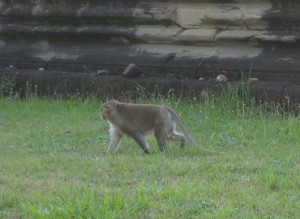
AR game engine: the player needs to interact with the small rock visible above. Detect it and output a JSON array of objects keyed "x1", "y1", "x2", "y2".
[
  {"x1": 249, "y1": 78, "x2": 259, "y2": 83},
  {"x1": 122, "y1": 63, "x2": 143, "y2": 78},
  {"x1": 38, "y1": 68, "x2": 45, "y2": 71},
  {"x1": 8, "y1": 65, "x2": 15, "y2": 69},
  {"x1": 198, "y1": 77, "x2": 205, "y2": 81},
  {"x1": 96, "y1": 69, "x2": 110, "y2": 76},
  {"x1": 166, "y1": 73, "x2": 176, "y2": 79},
  {"x1": 216, "y1": 74, "x2": 228, "y2": 83}
]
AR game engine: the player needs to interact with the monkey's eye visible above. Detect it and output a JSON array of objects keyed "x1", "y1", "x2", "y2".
[{"x1": 103, "y1": 106, "x2": 110, "y2": 112}]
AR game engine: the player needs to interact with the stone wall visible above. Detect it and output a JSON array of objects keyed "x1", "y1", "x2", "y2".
[{"x1": 1, "y1": 0, "x2": 300, "y2": 81}]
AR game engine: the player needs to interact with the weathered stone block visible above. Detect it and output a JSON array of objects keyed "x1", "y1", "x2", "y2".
[
  {"x1": 216, "y1": 30, "x2": 266, "y2": 41},
  {"x1": 176, "y1": 29, "x2": 217, "y2": 42}
]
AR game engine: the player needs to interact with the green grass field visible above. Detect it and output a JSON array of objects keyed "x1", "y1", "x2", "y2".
[{"x1": 0, "y1": 93, "x2": 299, "y2": 218}]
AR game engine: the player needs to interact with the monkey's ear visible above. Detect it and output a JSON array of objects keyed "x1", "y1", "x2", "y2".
[{"x1": 116, "y1": 104, "x2": 123, "y2": 111}]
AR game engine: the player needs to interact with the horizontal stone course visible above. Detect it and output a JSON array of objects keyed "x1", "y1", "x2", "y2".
[{"x1": 0, "y1": 0, "x2": 300, "y2": 83}]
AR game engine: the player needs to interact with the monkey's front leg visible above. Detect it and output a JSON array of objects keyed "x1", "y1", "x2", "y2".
[{"x1": 107, "y1": 125, "x2": 123, "y2": 153}]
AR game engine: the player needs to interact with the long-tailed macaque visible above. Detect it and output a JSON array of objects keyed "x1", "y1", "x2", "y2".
[{"x1": 101, "y1": 100, "x2": 214, "y2": 154}]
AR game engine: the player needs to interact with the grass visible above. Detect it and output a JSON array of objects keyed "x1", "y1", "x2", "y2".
[{"x1": 0, "y1": 90, "x2": 300, "y2": 218}]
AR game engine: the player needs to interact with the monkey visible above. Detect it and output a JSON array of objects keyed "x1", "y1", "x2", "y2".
[{"x1": 100, "y1": 100, "x2": 217, "y2": 154}]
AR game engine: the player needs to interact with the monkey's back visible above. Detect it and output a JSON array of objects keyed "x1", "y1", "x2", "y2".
[{"x1": 119, "y1": 103, "x2": 171, "y2": 134}]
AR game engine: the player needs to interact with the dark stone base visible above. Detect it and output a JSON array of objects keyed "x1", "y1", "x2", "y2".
[{"x1": 1, "y1": 68, "x2": 300, "y2": 106}]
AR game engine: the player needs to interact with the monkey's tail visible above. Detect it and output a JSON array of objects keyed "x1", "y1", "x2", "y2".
[{"x1": 165, "y1": 107, "x2": 221, "y2": 154}]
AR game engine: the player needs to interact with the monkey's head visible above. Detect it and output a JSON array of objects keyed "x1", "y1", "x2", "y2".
[{"x1": 101, "y1": 100, "x2": 123, "y2": 121}]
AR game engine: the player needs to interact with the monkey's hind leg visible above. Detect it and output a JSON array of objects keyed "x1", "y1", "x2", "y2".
[
  {"x1": 131, "y1": 134, "x2": 150, "y2": 154},
  {"x1": 169, "y1": 130, "x2": 186, "y2": 148},
  {"x1": 154, "y1": 129, "x2": 168, "y2": 152}
]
